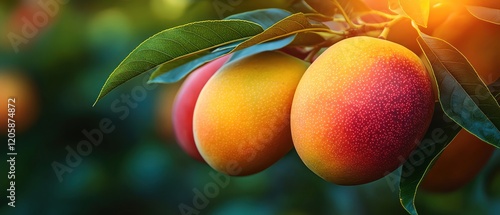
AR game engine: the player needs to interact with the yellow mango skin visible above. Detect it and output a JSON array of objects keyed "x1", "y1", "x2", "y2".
[
  {"x1": 193, "y1": 51, "x2": 309, "y2": 176},
  {"x1": 291, "y1": 37, "x2": 435, "y2": 185}
]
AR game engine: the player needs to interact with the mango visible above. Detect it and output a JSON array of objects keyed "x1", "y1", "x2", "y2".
[
  {"x1": 421, "y1": 129, "x2": 495, "y2": 192},
  {"x1": 193, "y1": 51, "x2": 308, "y2": 176},
  {"x1": 172, "y1": 55, "x2": 230, "y2": 162},
  {"x1": 291, "y1": 36, "x2": 435, "y2": 185}
]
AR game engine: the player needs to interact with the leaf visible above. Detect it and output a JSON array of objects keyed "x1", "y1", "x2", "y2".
[
  {"x1": 399, "y1": 81, "x2": 500, "y2": 215},
  {"x1": 150, "y1": 9, "x2": 294, "y2": 83},
  {"x1": 149, "y1": 49, "x2": 230, "y2": 83},
  {"x1": 94, "y1": 20, "x2": 263, "y2": 105},
  {"x1": 335, "y1": 0, "x2": 371, "y2": 17},
  {"x1": 225, "y1": 8, "x2": 292, "y2": 29},
  {"x1": 417, "y1": 33, "x2": 500, "y2": 146},
  {"x1": 466, "y1": 6, "x2": 500, "y2": 25},
  {"x1": 490, "y1": 78, "x2": 500, "y2": 96},
  {"x1": 303, "y1": 0, "x2": 337, "y2": 16},
  {"x1": 399, "y1": 103, "x2": 462, "y2": 215},
  {"x1": 388, "y1": 0, "x2": 406, "y2": 15},
  {"x1": 228, "y1": 35, "x2": 296, "y2": 63},
  {"x1": 289, "y1": 32, "x2": 328, "y2": 46},
  {"x1": 233, "y1": 13, "x2": 330, "y2": 51},
  {"x1": 304, "y1": 0, "x2": 370, "y2": 17},
  {"x1": 399, "y1": 0, "x2": 430, "y2": 27}
]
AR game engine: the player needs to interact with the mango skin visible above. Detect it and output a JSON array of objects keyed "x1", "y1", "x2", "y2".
[
  {"x1": 172, "y1": 55, "x2": 230, "y2": 162},
  {"x1": 432, "y1": 7, "x2": 500, "y2": 85},
  {"x1": 291, "y1": 36, "x2": 435, "y2": 185},
  {"x1": 193, "y1": 51, "x2": 308, "y2": 176},
  {"x1": 421, "y1": 129, "x2": 495, "y2": 192}
]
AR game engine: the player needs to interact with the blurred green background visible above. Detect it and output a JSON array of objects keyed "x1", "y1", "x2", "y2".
[{"x1": 0, "y1": 0, "x2": 499, "y2": 214}]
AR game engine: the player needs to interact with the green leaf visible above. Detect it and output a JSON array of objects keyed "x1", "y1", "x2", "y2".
[
  {"x1": 233, "y1": 13, "x2": 330, "y2": 51},
  {"x1": 225, "y1": 8, "x2": 292, "y2": 29},
  {"x1": 303, "y1": 0, "x2": 337, "y2": 16},
  {"x1": 490, "y1": 78, "x2": 500, "y2": 97},
  {"x1": 466, "y1": 6, "x2": 500, "y2": 25},
  {"x1": 228, "y1": 36, "x2": 296, "y2": 63},
  {"x1": 417, "y1": 33, "x2": 500, "y2": 147},
  {"x1": 94, "y1": 20, "x2": 263, "y2": 105},
  {"x1": 149, "y1": 49, "x2": 230, "y2": 84},
  {"x1": 399, "y1": 81, "x2": 500, "y2": 215},
  {"x1": 399, "y1": 0, "x2": 430, "y2": 27},
  {"x1": 399, "y1": 103, "x2": 462, "y2": 215},
  {"x1": 289, "y1": 32, "x2": 328, "y2": 46},
  {"x1": 149, "y1": 9, "x2": 294, "y2": 84}
]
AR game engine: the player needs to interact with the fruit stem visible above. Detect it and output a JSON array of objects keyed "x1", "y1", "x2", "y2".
[
  {"x1": 331, "y1": 0, "x2": 361, "y2": 29},
  {"x1": 362, "y1": 15, "x2": 405, "y2": 30},
  {"x1": 378, "y1": 27, "x2": 391, "y2": 39},
  {"x1": 358, "y1": 10, "x2": 398, "y2": 20},
  {"x1": 305, "y1": 48, "x2": 320, "y2": 63},
  {"x1": 304, "y1": 36, "x2": 344, "y2": 62}
]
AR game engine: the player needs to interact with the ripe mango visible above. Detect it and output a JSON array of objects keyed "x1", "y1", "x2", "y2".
[
  {"x1": 291, "y1": 37, "x2": 435, "y2": 185},
  {"x1": 193, "y1": 51, "x2": 309, "y2": 176}
]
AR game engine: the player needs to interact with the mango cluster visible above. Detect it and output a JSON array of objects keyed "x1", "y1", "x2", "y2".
[{"x1": 164, "y1": 35, "x2": 440, "y2": 186}]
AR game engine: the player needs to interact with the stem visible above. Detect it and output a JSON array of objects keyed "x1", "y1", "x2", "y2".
[
  {"x1": 380, "y1": 15, "x2": 405, "y2": 39},
  {"x1": 330, "y1": 0, "x2": 360, "y2": 29},
  {"x1": 362, "y1": 15, "x2": 405, "y2": 30},
  {"x1": 358, "y1": 10, "x2": 398, "y2": 20},
  {"x1": 378, "y1": 27, "x2": 391, "y2": 39},
  {"x1": 305, "y1": 47, "x2": 320, "y2": 63}
]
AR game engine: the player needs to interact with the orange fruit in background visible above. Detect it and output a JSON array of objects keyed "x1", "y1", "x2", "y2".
[
  {"x1": 291, "y1": 37, "x2": 435, "y2": 185},
  {"x1": 418, "y1": 3, "x2": 500, "y2": 193},
  {"x1": 361, "y1": 1, "x2": 457, "y2": 56},
  {"x1": 436, "y1": 0, "x2": 500, "y2": 8},
  {"x1": 432, "y1": 6, "x2": 500, "y2": 85},
  {"x1": 0, "y1": 71, "x2": 39, "y2": 134},
  {"x1": 421, "y1": 130, "x2": 496, "y2": 192}
]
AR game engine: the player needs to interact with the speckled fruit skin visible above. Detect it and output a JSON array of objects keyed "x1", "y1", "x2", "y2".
[
  {"x1": 172, "y1": 55, "x2": 230, "y2": 162},
  {"x1": 193, "y1": 51, "x2": 309, "y2": 176},
  {"x1": 291, "y1": 36, "x2": 435, "y2": 185},
  {"x1": 420, "y1": 129, "x2": 495, "y2": 192}
]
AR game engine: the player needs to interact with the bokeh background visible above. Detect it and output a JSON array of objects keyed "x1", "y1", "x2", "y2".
[{"x1": 1, "y1": 0, "x2": 499, "y2": 214}]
